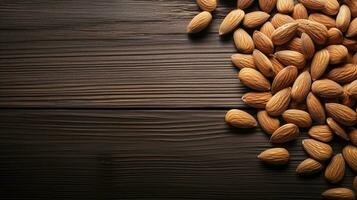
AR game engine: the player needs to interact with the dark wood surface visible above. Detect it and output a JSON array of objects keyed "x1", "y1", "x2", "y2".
[{"x1": 0, "y1": 1, "x2": 355, "y2": 199}]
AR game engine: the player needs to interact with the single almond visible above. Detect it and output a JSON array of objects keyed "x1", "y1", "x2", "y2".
[
  {"x1": 346, "y1": 17, "x2": 357, "y2": 37},
  {"x1": 187, "y1": 11, "x2": 213, "y2": 33},
  {"x1": 311, "y1": 79, "x2": 343, "y2": 99},
  {"x1": 282, "y1": 109, "x2": 312, "y2": 128},
  {"x1": 308, "y1": 125, "x2": 333, "y2": 142},
  {"x1": 271, "y1": 123, "x2": 299, "y2": 143},
  {"x1": 259, "y1": 0, "x2": 277, "y2": 13},
  {"x1": 302, "y1": 139, "x2": 333, "y2": 161},
  {"x1": 277, "y1": 0, "x2": 294, "y2": 14},
  {"x1": 347, "y1": 80, "x2": 357, "y2": 99},
  {"x1": 225, "y1": 109, "x2": 257, "y2": 128},
  {"x1": 272, "y1": 66, "x2": 298, "y2": 94},
  {"x1": 266, "y1": 87, "x2": 292, "y2": 117},
  {"x1": 310, "y1": 49, "x2": 330, "y2": 80},
  {"x1": 257, "y1": 148, "x2": 289, "y2": 165},
  {"x1": 238, "y1": 68, "x2": 271, "y2": 91},
  {"x1": 326, "y1": 117, "x2": 349, "y2": 141},
  {"x1": 301, "y1": 33, "x2": 315, "y2": 60},
  {"x1": 271, "y1": 13, "x2": 295, "y2": 28},
  {"x1": 336, "y1": 5, "x2": 351, "y2": 33},
  {"x1": 243, "y1": 11, "x2": 270, "y2": 29},
  {"x1": 325, "y1": 154, "x2": 345, "y2": 184},
  {"x1": 292, "y1": 3, "x2": 308, "y2": 19},
  {"x1": 269, "y1": 56, "x2": 285, "y2": 76},
  {"x1": 237, "y1": 0, "x2": 254, "y2": 9},
  {"x1": 297, "y1": 19, "x2": 328, "y2": 45},
  {"x1": 242, "y1": 92, "x2": 272, "y2": 109},
  {"x1": 327, "y1": 64, "x2": 357, "y2": 84},
  {"x1": 308, "y1": 13, "x2": 336, "y2": 29},
  {"x1": 325, "y1": 103, "x2": 357, "y2": 126},
  {"x1": 287, "y1": 37, "x2": 303, "y2": 53},
  {"x1": 260, "y1": 22, "x2": 275, "y2": 39},
  {"x1": 196, "y1": 0, "x2": 217, "y2": 12},
  {"x1": 219, "y1": 9, "x2": 245, "y2": 35},
  {"x1": 327, "y1": 28, "x2": 344, "y2": 45},
  {"x1": 350, "y1": 128, "x2": 357, "y2": 146},
  {"x1": 291, "y1": 71, "x2": 311, "y2": 103},
  {"x1": 298, "y1": 0, "x2": 326, "y2": 11},
  {"x1": 274, "y1": 50, "x2": 306, "y2": 69},
  {"x1": 253, "y1": 49, "x2": 275, "y2": 77},
  {"x1": 234, "y1": 28, "x2": 255, "y2": 53},
  {"x1": 253, "y1": 31, "x2": 274, "y2": 55},
  {"x1": 231, "y1": 54, "x2": 256, "y2": 69},
  {"x1": 271, "y1": 22, "x2": 299, "y2": 45},
  {"x1": 322, "y1": 188, "x2": 356, "y2": 200},
  {"x1": 342, "y1": 145, "x2": 357, "y2": 172},
  {"x1": 326, "y1": 45, "x2": 348, "y2": 64},
  {"x1": 322, "y1": 0, "x2": 340, "y2": 15},
  {"x1": 257, "y1": 110, "x2": 280, "y2": 134},
  {"x1": 307, "y1": 92, "x2": 326, "y2": 124},
  {"x1": 296, "y1": 158, "x2": 323, "y2": 175},
  {"x1": 345, "y1": 0, "x2": 357, "y2": 17}
]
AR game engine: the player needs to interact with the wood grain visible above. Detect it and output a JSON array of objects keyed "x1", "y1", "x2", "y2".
[{"x1": 0, "y1": 109, "x2": 355, "y2": 200}]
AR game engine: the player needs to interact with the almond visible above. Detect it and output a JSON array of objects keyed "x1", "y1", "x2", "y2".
[
  {"x1": 302, "y1": 139, "x2": 333, "y2": 161},
  {"x1": 252, "y1": 50, "x2": 274, "y2": 78},
  {"x1": 291, "y1": 71, "x2": 312, "y2": 103},
  {"x1": 253, "y1": 31, "x2": 274, "y2": 55},
  {"x1": 336, "y1": 5, "x2": 351, "y2": 33},
  {"x1": 322, "y1": 188, "x2": 356, "y2": 200},
  {"x1": 301, "y1": 33, "x2": 315, "y2": 60},
  {"x1": 327, "y1": 64, "x2": 357, "y2": 84},
  {"x1": 269, "y1": 56, "x2": 285, "y2": 76},
  {"x1": 327, "y1": 28, "x2": 344, "y2": 45},
  {"x1": 283, "y1": 109, "x2": 312, "y2": 128},
  {"x1": 225, "y1": 109, "x2": 257, "y2": 128},
  {"x1": 196, "y1": 0, "x2": 217, "y2": 12},
  {"x1": 349, "y1": 128, "x2": 357, "y2": 146},
  {"x1": 308, "y1": 125, "x2": 333, "y2": 142},
  {"x1": 219, "y1": 9, "x2": 245, "y2": 35},
  {"x1": 341, "y1": 84, "x2": 356, "y2": 108},
  {"x1": 242, "y1": 92, "x2": 272, "y2": 109},
  {"x1": 347, "y1": 80, "x2": 357, "y2": 99},
  {"x1": 296, "y1": 158, "x2": 323, "y2": 175},
  {"x1": 271, "y1": 13, "x2": 295, "y2": 28},
  {"x1": 272, "y1": 66, "x2": 298, "y2": 93},
  {"x1": 308, "y1": 13, "x2": 336, "y2": 29},
  {"x1": 326, "y1": 45, "x2": 348, "y2": 64},
  {"x1": 310, "y1": 49, "x2": 330, "y2": 81},
  {"x1": 234, "y1": 28, "x2": 255, "y2": 53},
  {"x1": 266, "y1": 87, "x2": 292, "y2": 116},
  {"x1": 346, "y1": 17, "x2": 357, "y2": 37},
  {"x1": 237, "y1": 0, "x2": 254, "y2": 9},
  {"x1": 298, "y1": 0, "x2": 326, "y2": 10},
  {"x1": 274, "y1": 50, "x2": 306, "y2": 69},
  {"x1": 311, "y1": 79, "x2": 344, "y2": 99},
  {"x1": 260, "y1": 22, "x2": 276, "y2": 39},
  {"x1": 297, "y1": 19, "x2": 328, "y2": 45},
  {"x1": 257, "y1": 148, "x2": 289, "y2": 165},
  {"x1": 238, "y1": 68, "x2": 271, "y2": 91},
  {"x1": 271, "y1": 22, "x2": 299, "y2": 45},
  {"x1": 277, "y1": 0, "x2": 294, "y2": 14},
  {"x1": 326, "y1": 103, "x2": 357, "y2": 126},
  {"x1": 292, "y1": 3, "x2": 309, "y2": 19},
  {"x1": 259, "y1": 0, "x2": 277, "y2": 13},
  {"x1": 243, "y1": 11, "x2": 270, "y2": 28},
  {"x1": 187, "y1": 11, "x2": 213, "y2": 34},
  {"x1": 257, "y1": 110, "x2": 280, "y2": 134},
  {"x1": 271, "y1": 123, "x2": 299, "y2": 143},
  {"x1": 326, "y1": 117, "x2": 349, "y2": 141},
  {"x1": 307, "y1": 92, "x2": 326, "y2": 124},
  {"x1": 325, "y1": 154, "x2": 345, "y2": 184},
  {"x1": 231, "y1": 54, "x2": 256, "y2": 69},
  {"x1": 287, "y1": 37, "x2": 303, "y2": 53},
  {"x1": 322, "y1": 0, "x2": 340, "y2": 16},
  {"x1": 345, "y1": 0, "x2": 357, "y2": 17},
  {"x1": 342, "y1": 38, "x2": 357, "y2": 52},
  {"x1": 342, "y1": 145, "x2": 357, "y2": 172}
]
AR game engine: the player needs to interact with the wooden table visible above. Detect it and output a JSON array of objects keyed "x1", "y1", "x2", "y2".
[{"x1": 0, "y1": 1, "x2": 354, "y2": 199}]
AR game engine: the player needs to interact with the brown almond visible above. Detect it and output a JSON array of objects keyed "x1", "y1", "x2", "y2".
[
  {"x1": 311, "y1": 79, "x2": 343, "y2": 99},
  {"x1": 237, "y1": 0, "x2": 254, "y2": 9},
  {"x1": 231, "y1": 54, "x2": 256, "y2": 69},
  {"x1": 243, "y1": 11, "x2": 270, "y2": 28},
  {"x1": 259, "y1": 0, "x2": 277, "y2": 13},
  {"x1": 187, "y1": 11, "x2": 213, "y2": 33},
  {"x1": 219, "y1": 9, "x2": 245, "y2": 35},
  {"x1": 326, "y1": 117, "x2": 349, "y2": 141},
  {"x1": 196, "y1": 0, "x2": 217, "y2": 12},
  {"x1": 253, "y1": 31, "x2": 274, "y2": 55},
  {"x1": 341, "y1": 83, "x2": 356, "y2": 108},
  {"x1": 271, "y1": 123, "x2": 300, "y2": 143},
  {"x1": 307, "y1": 92, "x2": 326, "y2": 124},
  {"x1": 296, "y1": 158, "x2": 323, "y2": 175},
  {"x1": 292, "y1": 3, "x2": 309, "y2": 19},
  {"x1": 325, "y1": 103, "x2": 357, "y2": 126},
  {"x1": 269, "y1": 56, "x2": 285, "y2": 76},
  {"x1": 342, "y1": 145, "x2": 357, "y2": 172},
  {"x1": 350, "y1": 128, "x2": 357, "y2": 146},
  {"x1": 302, "y1": 139, "x2": 333, "y2": 161},
  {"x1": 287, "y1": 37, "x2": 303, "y2": 53},
  {"x1": 282, "y1": 109, "x2": 312, "y2": 128},
  {"x1": 234, "y1": 28, "x2": 255, "y2": 53},
  {"x1": 322, "y1": 0, "x2": 340, "y2": 16},
  {"x1": 347, "y1": 80, "x2": 357, "y2": 99},
  {"x1": 257, "y1": 148, "x2": 289, "y2": 165},
  {"x1": 326, "y1": 45, "x2": 348, "y2": 64},
  {"x1": 271, "y1": 13, "x2": 295, "y2": 28},
  {"x1": 346, "y1": 17, "x2": 357, "y2": 37},
  {"x1": 327, "y1": 64, "x2": 357, "y2": 84},
  {"x1": 271, "y1": 22, "x2": 299, "y2": 45},
  {"x1": 242, "y1": 92, "x2": 272, "y2": 109},
  {"x1": 310, "y1": 49, "x2": 330, "y2": 80},
  {"x1": 327, "y1": 28, "x2": 344, "y2": 45},
  {"x1": 225, "y1": 109, "x2": 257, "y2": 128},
  {"x1": 336, "y1": 5, "x2": 351, "y2": 33},
  {"x1": 322, "y1": 188, "x2": 356, "y2": 200},
  {"x1": 238, "y1": 68, "x2": 271, "y2": 91},
  {"x1": 309, "y1": 13, "x2": 336, "y2": 29},
  {"x1": 277, "y1": 0, "x2": 294, "y2": 14},
  {"x1": 345, "y1": 0, "x2": 357, "y2": 17},
  {"x1": 325, "y1": 154, "x2": 345, "y2": 184},
  {"x1": 266, "y1": 87, "x2": 292, "y2": 117},
  {"x1": 260, "y1": 22, "x2": 276, "y2": 39},
  {"x1": 308, "y1": 125, "x2": 333, "y2": 142},
  {"x1": 272, "y1": 66, "x2": 298, "y2": 94},
  {"x1": 298, "y1": 0, "x2": 326, "y2": 11},
  {"x1": 257, "y1": 110, "x2": 280, "y2": 134},
  {"x1": 252, "y1": 50, "x2": 274, "y2": 77},
  {"x1": 297, "y1": 19, "x2": 328, "y2": 45},
  {"x1": 291, "y1": 71, "x2": 312, "y2": 103},
  {"x1": 301, "y1": 33, "x2": 315, "y2": 60},
  {"x1": 274, "y1": 50, "x2": 306, "y2": 69}
]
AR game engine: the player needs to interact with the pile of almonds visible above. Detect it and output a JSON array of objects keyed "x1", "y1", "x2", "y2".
[{"x1": 187, "y1": 0, "x2": 357, "y2": 199}]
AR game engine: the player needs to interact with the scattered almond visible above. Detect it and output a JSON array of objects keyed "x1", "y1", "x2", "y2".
[
  {"x1": 225, "y1": 109, "x2": 258, "y2": 128},
  {"x1": 238, "y1": 68, "x2": 271, "y2": 91},
  {"x1": 242, "y1": 92, "x2": 272, "y2": 109},
  {"x1": 234, "y1": 28, "x2": 255, "y2": 53},
  {"x1": 311, "y1": 79, "x2": 344, "y2": 99},
  {"x1": 253, "y1": 31, "x2": 274, "y2": 55},
  {"x1": 277, "y1": 0, "x2": 294, "y2": 14},
  {"x1": 253, "y1": 49, "x2": 275, "y2": 77},
  {"x1": 308, "y1": 125, "x2": 333, "y2": 142},
  {"x1": 326, "y1": 45, "x2": 348, "y2": 64},
  {"x1": 336, "y1": 5, "x2": 351, "y2": 33},
  {"x1": 266, "y1": 87, "x2": 292, "y2": 117},
  {"x1": 302, "y1": 139, "x2": 333, "y2": 161},
  {"x1": 231, "y1": 54, "x2": 256, "y2": 69},
  {"x1": 274, "y1": 50, "x2": 306, "y2": 69},
  {"x1": 296, "y1": 158, "x2": 323, "y2": 175},
  {"x1": 326, "y1": 117, "x2": 350, "y2": 141},
  {"x1": 219, "y1": 9, "x2": 245, "y2": 35},
  {"x1": 271, "y1": 123, "x2": 300, "y2": 143},
  {"x1": 259, "y1": 0, "x2": 277, "y2": 13},
  {"x1": 298, "y1": 0, "x2": 326, "y2": 11},
  {"x1": 260, "y1": 22, "x2": 276, "y2": 39},
  {"x1": 342, "y1": 145, "x2": 357, "y2": 172},
  {"x1": 187, "y1": 11, "x2": 213, "y2": 33},
  {"x1": 258, "y1": 148, "x2": 290, "y2": 165},
  {"x1": 271, "y1": 13, "x2": 295, "y2": 28},
  {"x1": 282, "y1": 109, "x2": 312, "y2": 128},
  {"x1": 346, "y1": 17, "x2": 357, "y2": 37},
  {"x1": 311, "y1": 49, "x2": 330, "y2": 80},
  {"x1": 301, "y1": 33, "x2": 315, "y2": 60},
  {"x1": 257, "y1": 110, "x2": 280, "y2": 134},
  {"x1": 308, "y1": 13, "x2": 336, "y2": 29},
  {"x1": 322, "y1": 0, "x2": 340, "y2": 16},
  {"x1": 243, "y1": 11, "x2": 270, "y2": 28},
  {"x1": 272, "y1": 66, "x2": 298, "y2": 94},
  {"x1": 325, "y1": 154, "x2": 345, "y2": 184},
  {"x1": 326, "y1": 103, "x2": 357, "y2": 126},
  {"x1": 307, "y1": 92, "x2": 326, "y2": 124},
  {"x1": 292, "y1": 3, "x2": 309, "y2": 19},
  {"x1": 297, "y1": 19, "x2": 329, "y2": 45},
  {"x1": 271, "y1": 22, "x2": 299, "y2": 45},
  {"x1": 322, "y1": 188, "x2": 356, "y2": 200},
  {"x1": 196, "y1": 0, "x2": 217, "y2": 12}
]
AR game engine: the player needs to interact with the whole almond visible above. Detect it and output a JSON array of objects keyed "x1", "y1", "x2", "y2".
[
  {"x1": 345, "y1": 0, "x2": 357, "y2": 17},
  {"x1": 237, "y1": 0, "x2": 254, "y2": 9},
  {"x1": 187, "y1": 11, "x2": 213, "y2": 34},
  {"x1": 219, "y1": 9, "x2": 245, "y2": 35},
  {"x1": 308, "y1": 13, "x2": 336, "y2": 29},
  {"x1": 253, "y1": 31, "x2": 274, "y2": 55},
  {"x1": 327, "y1": 64, "x2": 357, "y2": 84},
  {"x1": 301, "y1": 33, "x2": 315, "y2": 60},
  {"x1": 347, "y1": 80, "x2": 357, "y2": 99},
  {"x1": 292, "y1": 3, "x2": 309, "y2": 19},
  {"x1": 225, "y1": 109, "x2": 257, "y2": 128},
  {"x1": 271, "y1": 123, "x2": 300, "y2": 143},
  {"x1": 272, "y1": 66, "x2": 298, "y2": 93},
  {"x1": 277, "y1": 0, "x2": 294, "y2": 14},
  {"x1": 271, "y1": 22, "x2": 299, "y2": 45},
  {"x1": 259, "y1": 0, "x2": 277, "y2": 13},
  {"x1": 260, "y1": 22, "x2": 276, "y2": 39},
  {"x1": 350, "y1": 128, "x2": 357, "y2": 146},
  {"x1": 274, "y1": 50, "x2": 306, "y2": 69},
  {"x1": 342, "y1": 145, "x2": 357, "y2": 172},
  {"x1": 291, "y1": 71, "x2": 312, "y2": 103},
  {"x1": 297, "y1": 19, "x2": 328, "y2": 45},
  {"x1": 322, "y1": 188, "x2": 356, "y2": 200},
  {"x1": 336, "y1": 5, "x2": 351, "y2": 32},
  {"x1": 283, "y1": 109, "x2": 312, "y2": 128},
  {"x1": 322, "y1": 0, "x2": 340, "y2": 15},
  {"x1": 231, "y1": 54, "x2": 256, "y2": 69},
  {"x1": 298, "y1": 0, "x2": 326, "y2": 11},
  {"x1": 266, "y1": 87, "x2": 292, "y2": 117},
  {"x1": 326, "y1": 45, "x2": 348, "y2": 64},
  {"x1": 310, "y1": 49, "x2": 330, "y2": 80},
  {"x1": 308, "y1": 125, "x2": 333, "y2": 142},
  {"x1": 238, "y1": 68, "x2": 271, "y2": 91},
  {"x1": 325, "y1": 154, "x2": 345, "y2": 184},
  {"x1": 234, "y1": 28, "x2": 255, "y2": 53},
  {"x1": 326, "y1": 117, "x2": 349, "y2": 141},
  {"x1": 302, "y1": 139, "x2": 333, "y2": 161},
  {"x1": 327, "y1": 28, "x2": 344, "y2": 45},
  {"x1": 257, "y1": 148, "x2": 289, "y2": 165},
  {"x1": 243, "y1": 11, "x2": 270, "y2": 28},
  {"x1": 257, "y1": 110, "x2": 280, "y2": 134},
  {"x1": 326, "y1": 103, "x2": 357, "y2": 126},
  {"x1": 346, "y1": 17, "x2": 357, "y2": 37},
  {"x1": 242, "y1": 92, "x2": 272, "y2": 109},
  {"x1": 296, "y1": 158, "x2": 323, "y2": 175},
  {"x1": 271, "y1": 13, "x2": 295, "y2": 28},
  {"x1": 269, "y1": 56, "x2": 285, "y2": 76},
  {"x1": 307, "y1": 92, "x2": 326, "y2": 124},
  {"x1": 287, "y1": 37, "x2": 303, "y2": 53},
  {"x1": 196, "y1": 0, "x2": 217, "y2": 12},
  {"x1": 253, "y1": 49, "x2": 275, "y2": 77},
  {"x1": 311, "y1": 79, "x2": 344, "y2": 99}
]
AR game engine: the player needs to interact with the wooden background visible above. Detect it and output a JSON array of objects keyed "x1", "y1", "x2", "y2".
[{"x1": 0, "y1": 1, "x2": 355, "y2": 199}]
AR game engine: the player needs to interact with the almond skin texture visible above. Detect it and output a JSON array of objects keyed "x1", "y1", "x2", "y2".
[
  {"x1": 342, "y1": 145, "x2": 357, "y2": 172},
  {"x1": 347, "y1": 80, "x2": 357, "y2": 99},
  {"x1": 322, "y1": 188, "x2": 356, "y2": 200},
  {"x1": 327, "y1": 64, "x2": 357, "y2": 84},
  {"x1": 187, "y1": 11, "x2": 213, "y2": 34},
  {"x1": 336, "y1": 5, "x2": 351, "y2": 33},
  {"x1": 325, "y1": 103, "x2": 357, "y2": 126},
  {"x1": 308, "y1": 13, "x2": 336, "y2": 29},
  {"x1": 307, "y1": 92, "x2": 326, "y2": 124},
  {"x1": 271, "y1": 22, "x2": 299, "y2": 45},
  {"x1": 282, "y1": 109, "x2": 312, "y2": 128},
  {"x1": 302, "y1": 139, "x2": 333, "y2": 161},
  {"x1": 271, "y1": 123, "x2": 300, "y2": 143},
  {"x1": 259, "y1": 0, "x2": 277, "y2": 13},
  {"x1": 308, "y1": 125, "x2": 333, "y2": 142},
  {"x1": 297, "y1": 19, "x2": 328, "y2": 45},
  {"x1": 326, "y1": 45, "x2": 348, "y2": 64},
  {"x1": 234, "y1": 28, "x2": 255, "y2": 53},
  {"x1": 243, "y1": 11, "x2": 270, "y2": 29},
  {"x1": 242, "y1": 92, "x2": 272, "y2": 109},
  {"x1": 341, "y1": 84, "x2": 356, "y2": 108},
  {"x1": 325, "y1": 154, "x2": 345, "y2": 184},
  {"x1": 326, "y1": 117, "x2": 349, "y2": 141},
  {"x1": 277, "y1": 0, "x2": 294, "y2": 14},
  {"x1": 298, "y1": 0, "x2": 326, "y2": 11},
  {"x1": 292, "y1": 3, "x2": 309, "y2": 19},
  {"x1": 327, "y1": 28, "x2": 344, "y2": 45},
  {"x1": 287, "y1": 37, "x2": 303, "y2": 53},
  {"x1": 231, "y1": 54, "x2": 256, "y2": 69},
  {"x1": 271, "y1": 13, "x2": 295, "y2": 28},
  {"x1": 257, "y1": 110, "x2": 280, "y2": 134},
  {"x1": 219, "y1": 9, "x2": 245, "y2": 36},
  {"x1": 350, "y1": 128, "x2": 357, "y2": 146},
  {"x1": 257, "y1": 148, "x2": 289, "y2": 165},
  {"x1": 260, "y1": 22, "x2": 275, "y2": 39},
  {"x1": 301, "y1": 33, "x2": 315, "y2": 60},
  {"x1": 269, "y1": 56, "x2": 285, "y2": 76},
  {"x1": 346, "y1": 17, "x2": 357, "y2": 37},
  {"x1": 291, "y1": 71, "x2": 311, "y2": 103},
  {"x1": 253, "y1": 49, "x2": 274, "y2": 77},
  {"x1": 196, "y1": 0, "x2": 217, "y2": 12},
  {"x1": 274, "y1": 50, "x2": 306, "y2": 69},
  {"x1": 322, "y1": 0, "x2": 339, "y2": 16},
  {"x1": 311, "y1": 79, "x2": 343, "y2": 99},
  {"x1": 238, "y1": 68, "x2": 271, "y2": 91},
  {"x1": 225, "y1": 109, "x2": 257, "y2": 128},
  {"x1": 272, "y1": 66, "x2": 298, "y2": 94},
  {"x1": 237, "y1": 0, "x2": 254, "y2": 9},
  {"x1": 253, "y1": 31, "x2": 274, "y2": 55},
  {"x1": 310, "y1": 49, "x2": 330, "y2": 81},
  {"x1": 296, "y1": 158, "x2": 323, "y2": 175},
  {"x1": 266, "y1": 87, "x2": 292, "y2": 117}
]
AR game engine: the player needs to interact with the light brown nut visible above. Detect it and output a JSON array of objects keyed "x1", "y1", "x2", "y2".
[
  {"x1": 347, "y1": 80, "x2": 357, "y2": 99},
  {"x1": 225, "y1": 109, "x2": 257, "y2": 128},
  {"x1": 287, "y1": 37, "x2": 303, "y2": 53},
  {"x1": 311, "y1": 79, "x2": 343, "y2": 99},
  {"x1": 298, "y1": 0, "x2": 326, "y2": 11},
  {"x1": 259, "y1": 0, "x2": 277, "y2": 13},
  {"x1": 274, "y1": 50, "x2": 306, "y2": 69},
  {"x1": 302, "y1": 139, "x2": 333, "y2": 161},
  {"x1": 271, "y1": 22, "x2": 299, "y2": 45},
  {"x1": 345, "y1": 0, "x2": 357, "y2": 17},
  {"x1": 297, "y1": 19, "x2": 328, "y2": 45},
  {"x1": 301, "y1": 33, "x2": 315, "y2": 60},
  {"x1": 341, "y1": 83, "x2": 356, "y2": 108},
  {"x1": 187, "y1": 11, "x2": 213, "y2": 34},
  {"x1": 219, "y1": 9, "x2": 245, "y2": 36},
  {"x1": 308, "y1": 125, "x2": 333, "y2": 142},
  {"x1": 306, "y1": 92, "x2": 326, "y2": 124},
  {"x1": 322, "y1": 188, "x2": 356, "y2": 200},
  {"x1": 310, "y1": 49, "x2": 330, "y2": 81},
  {"x1": 292, "y1": 3, "x2": 308, "y2": 19},
  {"x1": 269, "y1": 56, "x2": 285, "y2": 76},
  {"x1": 296, "y1": 158, "x2": 323, "y2": 175},
  {"x1": 277, "y1": 0, "x2": 294, "y2": 14},
  {"x1": 291, "y1": 71, "x2": 311, "y2": 103},
  {"x1": 326, "y1": 117, "x2": 349, "y2": 141},
  {"x1": 237, "y1": 0, "x2": 254, "y2": 9},
  {"x1": 271, "y1": 123, "x2": 299, "y2": 143},
  {"x1": 308, "y1": 13, "x2": 336, "y2": 29},
  {"x1": 243, "y1": 11, "x2": 270, "y2": 28},
  {"x1": 271, "y1": 13, "x2": 295, "y2": 28},
  {"x1": 346, "y1": 17, "x2": 357, "y2": 37},
  {"x1": 336, "y1": 5, "x2": 351, "y2": 33},
  {"x1": 350, "y1": 128, "x2": 357, "y2": 146},
  {"x1": 234, "y1": 28, "x2": 255, "y2": 53},
  {"x1": 196, "y1": 0, "x2": 217, "y2": 12},
  {"x1": 266, "y1": 87, "x2": 292, "y2": 117},
  {"x1": 260, "y1": 22, "x2": 276, "y2": 39},
  {"x1": 253, "y1": 31, "x2": 274, "y2": 55},
  {"x1": 325, "y1": 103, "x2": 357, "y2": 126},
  {"x1": 342, "y1": 145, "x2": 357, "y2": 172},
  {"x1": 325, "y1": 154, "x2": 345, "y2": 184},
  {"x1": 327, "y1": 28, "x2": 344, "y2": 45},
  {"x1": 231, "y1": 54, "x2": 256, "y2": 69},
  {"x1": 238, "y1": 68, "x2": 271, "y2": 91},
  {"x1": 253, "y1": 49, "x2": 274, "y2": 77},
  {"x1": 242, "y1": 92, "x2": 272, "y2": 109},
  {"x1": 257, "y1": 110, "x2": 280, "y2": 134},
  {"x1": 322, "y1": 0, "x2": 340, "y2": 16},
  {"x1": 257, "y1": 148, "x2": 289, "y2": 165},
  {"x1": 272, "y1": 66, "x2": 298, "y2": 94},
  {"x1": 282, "y1": 109, "x2": 312, "y2": 128},
  {"x1": 326, "y1": 45, "x2": 348, "y2": 64}
]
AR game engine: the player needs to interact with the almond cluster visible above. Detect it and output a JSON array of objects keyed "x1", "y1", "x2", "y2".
[{"x1": 187, "y1": 0, "x2": 357, "y2": 199}]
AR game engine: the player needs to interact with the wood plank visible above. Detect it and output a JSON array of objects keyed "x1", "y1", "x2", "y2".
[
  {"x1": 0, "y1": 109, "x2": 354, "y2": 199},
  {"x1": 0, "y1": 0, "x2": 252, "y2": 108}
]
